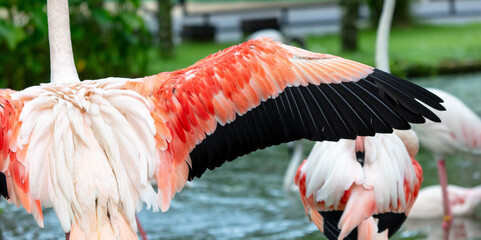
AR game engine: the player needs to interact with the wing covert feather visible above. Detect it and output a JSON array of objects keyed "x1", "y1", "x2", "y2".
[
  {"x1": 125, "y1": 38, "x2": 443, "y2": 210},
  {"x1": 0, "y1": 89, "x2": 43, "y2": 225}
]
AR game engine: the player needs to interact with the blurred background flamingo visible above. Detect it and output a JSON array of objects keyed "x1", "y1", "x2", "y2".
[
  {"x1": 410, "y1": 185, "x2": 481, "y2": 218},
  {"x1": 372, "y1": 0, "x2": 481, "y2": 236},
  {"x1": 410, "y1": 88, "x2": 481, "y2": 235}
]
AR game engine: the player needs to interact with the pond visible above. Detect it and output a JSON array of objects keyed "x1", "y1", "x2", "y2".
[{"x1": 1, "y1": 72, "x2": 481, "y2": 239}]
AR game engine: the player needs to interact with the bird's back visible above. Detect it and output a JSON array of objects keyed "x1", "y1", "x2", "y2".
[{"x1": 10, "y1": 79, "x2": 159, "y2": 239}]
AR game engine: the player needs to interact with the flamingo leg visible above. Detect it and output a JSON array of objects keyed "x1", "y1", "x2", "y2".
[
  {"x1": 437, "y1": 158, "x2": 452, "y2": 240},
  {"x1": 136, "y1": 214, "x2": 148, "y2": 240}
]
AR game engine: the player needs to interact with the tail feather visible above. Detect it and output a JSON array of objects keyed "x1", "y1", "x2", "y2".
[
  {"x1": 338, "y1": 185, "x2": 376, "y2": 240},
  {"x1": 69, "y1": 204, "x2": 139, "y2": 240},
  {"x1": 309, "y1": 210, "x2": 324, "y2": 232},
  {"x1": 357, "y1": 217, "x2": 378, "y2": 240},
  {"x1": 32, "y1": 199, "x2": 44, "y2": 228}
]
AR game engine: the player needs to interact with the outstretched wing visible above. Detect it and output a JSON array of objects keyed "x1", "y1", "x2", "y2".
[
  {"x1": 0, "y1": 89, "x2": 43, "y2": 225},
  {"x1": 126, "y1": 38, "x2": 444, "y2": 210}
]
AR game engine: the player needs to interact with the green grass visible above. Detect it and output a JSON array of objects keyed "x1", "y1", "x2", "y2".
[
  {"x1": 145, "y1": 23, "x2": 481, "y2": 78},
  {"x1": 306, "y1": 23, "x2": 481, "y2": 77},
  {"x1": 145, "y1": 41, "x2": 233, "y2": 74},
  {"x1": 173, "y1": 0, "x2": 329, "y2": 3}
]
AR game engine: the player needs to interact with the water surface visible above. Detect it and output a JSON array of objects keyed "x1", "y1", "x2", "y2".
[{"x1": 1, "y1": 73, "x2": 481, "y2": 239}]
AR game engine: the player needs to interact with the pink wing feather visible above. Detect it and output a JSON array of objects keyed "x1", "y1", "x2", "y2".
[
  {"x1": 126, "y1": 39, "x2": 375, "y2": 210},
  {"x1": 125, "y1": 38, "x2": 442, "y2": 211},
  {"x1": 0, "y1": 89, "x2": 43, "y2": 225}
]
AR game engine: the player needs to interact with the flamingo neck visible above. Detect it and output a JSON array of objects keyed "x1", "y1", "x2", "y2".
[
  {"x1": 375, "y1": 0, "x2": 395, "y2": 73},
  {"x1": 48, "y1": 0, "x2": 80, "y2": 83}
]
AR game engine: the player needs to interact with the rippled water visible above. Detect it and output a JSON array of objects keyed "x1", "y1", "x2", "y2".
[{"x1": 1, "y1": 73, "x2": 481, "y2": 239}]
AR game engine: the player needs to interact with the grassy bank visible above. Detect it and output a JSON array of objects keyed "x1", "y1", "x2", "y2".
[
  {"x1": 146, "y1": 23, "x2": 481, "y2": 78},
  {"x1": 307, "y1": 23, "x2": 481, "y2": 77}
]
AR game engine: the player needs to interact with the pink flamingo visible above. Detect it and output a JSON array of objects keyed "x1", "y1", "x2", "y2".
[
  {"x1": 0, "y1": 0, "x2": 445, "y2": 239},
  {"x1": 295, "y1": 130, "x2": 423, "y2": 239},
  {"x1": 410, "y1": 184, "x2": 481, "y2": 219},
  {"x1": 406, "y1": 185, "x2": 481, "y2": 239},
  {"x1": 411, "y1": 88, "x2": 481, "y2": 234}
]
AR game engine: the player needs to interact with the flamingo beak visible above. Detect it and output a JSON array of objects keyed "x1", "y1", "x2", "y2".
[{"x1": 355, "y1": 136, "x2": 365, "y2": 167}]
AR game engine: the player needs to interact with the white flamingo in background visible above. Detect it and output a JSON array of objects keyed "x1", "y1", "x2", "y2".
[
  {"x1": 406, "y1": 184, "x2": 481, "y2": 240},
  {"x1": 373, "y1": 0, "x2": 481, "y2": 236},
  {"x1": 295, "y1": 130, "x2": 423, "y2": 239},
  {"x1": 410, "y1": 185, "x2": 481, "y2": 218},
  {"x1": 411, "y1": 88, "x2": 481, "y2": 233},
  {"x1": 405, "y1": 214, "x2": 481, "y2": 240},
  {"x1": 0, "y1": 0, "x2": 445, "y2": 239}
]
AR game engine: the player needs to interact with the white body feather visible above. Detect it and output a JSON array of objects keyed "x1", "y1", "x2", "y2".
[
  {"x1": 296, "y1": 131, "x2": 421, "y2": 239},
  {"x1": 302, "y1": 133, "x2": 418, "y2": 213},
  {"x1": 12, "y1": 78, "x2": 159, "y2": 235}
]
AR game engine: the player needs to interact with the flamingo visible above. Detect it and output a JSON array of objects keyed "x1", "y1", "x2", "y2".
[
  {"x1": 405, "y1": 184, "x2": 481, "y2": 240},
  {"x1": 295, "y1": 130, "x2": 423, "y2": 239},
  {"x1": 409, "y1": 184, "x2": 481, "y2": 219},
  {"x1": 410, "y1": 88, "x2": 481, "y2": 233},
  {"x1": 404, "y1": 217, "x2": 481, "y2": 240},
  {"x1": 372, "y1": 0, "x2": 477, "y2": 236},
  {"x1": 0, "y1": 0, "x2": 446, "y2": 239}
]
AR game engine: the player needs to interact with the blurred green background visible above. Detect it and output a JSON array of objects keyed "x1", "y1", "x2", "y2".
[
  {"x1": 0, "y1": 0, "x2": 480, "y2": 90},
  {"x1": 0, "y1": 0, "x2": 152, "y2": 90}
]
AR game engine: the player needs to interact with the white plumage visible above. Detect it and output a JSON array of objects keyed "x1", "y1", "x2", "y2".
[
  {"x1": 412, "y1": 88, "x2": 481, "y2": 156},
  {"x1": 296, "y1": 130, "x2": 422, "y2": 239},
  {"x1": 410, "y1": 185, "x2": 481, "y2": 218},
  {"x1": 302, "y1": 133, "x2": 418, "y2": 213},
  {"x1": 411, "y1": 88, "x2": 481, "y2": 232},
  {"x1": 13, "y1": 79, "x2": 159, "y2": 236}
]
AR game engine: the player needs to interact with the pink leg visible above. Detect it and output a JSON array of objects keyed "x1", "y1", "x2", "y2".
[
  {"x1": 136, "y1": 214, "x2": 148, "y2": 240},
  {"x1": 437, "y1": 159, "x2": 452, "y2": 240},
  {"x1": 65, "y1": 233, "x2": 70, "y2": 240}
]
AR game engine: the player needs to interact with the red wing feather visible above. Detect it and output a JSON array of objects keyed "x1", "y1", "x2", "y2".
[
  {"x1": 125, "y1": 38, "x2": 374, "y2": 210},
  {"x1": 0, "y1": 89, "x2": 43, "y2": 224},
  {"x1": 125, "y1": 38, "x2": 442, "y2": 211}
]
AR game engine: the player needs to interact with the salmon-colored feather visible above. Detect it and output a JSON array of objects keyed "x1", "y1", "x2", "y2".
[
  {"x1": 0, "y1": 90, "x2": 44, "y2": 226},
  {"x1": 125, "y1": 38, "x2": 375, "y2": 210}
]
